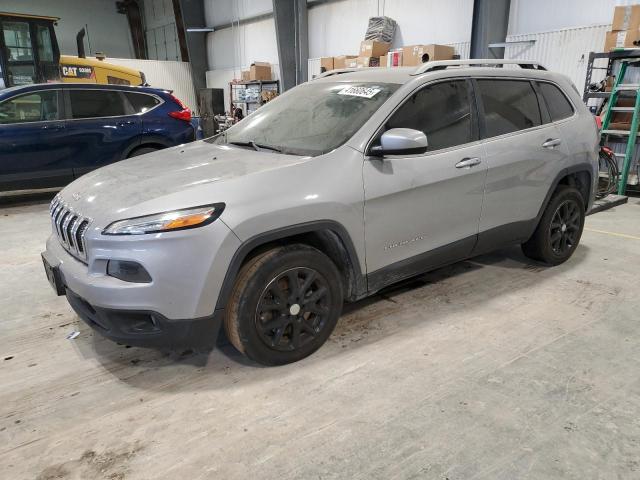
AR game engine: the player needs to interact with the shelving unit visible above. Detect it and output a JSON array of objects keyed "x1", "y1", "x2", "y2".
[
  {"x1": 229, "y1": 80, "x2": 280, "y2": 117},
  {"x1": 583, "y1": 49, "x2": 640, "y2": 191}
]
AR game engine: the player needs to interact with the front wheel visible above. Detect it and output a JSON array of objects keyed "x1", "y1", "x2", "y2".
[
  {"x1": 224, "y1": 244, "x2": 343, "y2": 365},
  {"x1": 522, "y1": 185, "x2": 585, "y2": 265}
]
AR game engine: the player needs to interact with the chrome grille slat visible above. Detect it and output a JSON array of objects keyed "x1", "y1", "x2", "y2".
[
  {"x1": 49, "y1": 197, "x2": 92, "y2": 261},
  {"x1": 69, "y1": 217, "x2": 81, "y2": 254}
]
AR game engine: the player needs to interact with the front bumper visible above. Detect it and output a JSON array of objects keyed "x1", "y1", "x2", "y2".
[
  {"x1": 43, "y1": 217, "x2": 241, "y2": 347},
  {"x1": 65, "y1": 288, "x2": 223, "y2": 349}
]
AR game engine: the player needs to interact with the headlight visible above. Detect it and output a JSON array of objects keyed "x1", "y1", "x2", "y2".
[{"x1": 102, "y1": 203, "x2": 225, "y2": 235}]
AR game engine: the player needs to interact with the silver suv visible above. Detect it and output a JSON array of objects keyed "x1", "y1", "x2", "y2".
[{"x1": 42, "y1": 60, "x2": 598, "y2": 365}]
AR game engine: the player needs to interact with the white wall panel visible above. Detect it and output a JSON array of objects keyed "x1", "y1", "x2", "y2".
[
  {"x1": 206, "y1": 17, "x2": 278, "y2": 70},
  {"x1": 204, "y1": 0, "x2": 273, "y2": 27},
  {"x1": 308, "y1": 0, "x2": 473, "y2": 58},
  {"x1": 503, "y1": 24, "x2": 610, "y2": 92},
  {"x1": 107, "y1": 58, "x2": 199, "y2": 114},
  {"x1": 508, "y1": 0, "x2": 614, "y2": 35},
  {"x1": 445, "y1": 41, "x2": 471, "y2": 60}
]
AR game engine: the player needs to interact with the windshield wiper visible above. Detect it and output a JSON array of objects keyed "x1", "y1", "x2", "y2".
[{"x1": 228, "y1": 141, "x2": 282, "y2": 153}]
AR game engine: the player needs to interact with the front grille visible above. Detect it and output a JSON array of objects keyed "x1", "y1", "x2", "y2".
[{"x1": 50, "y1": 196, "x2": 92, "y2": 261}]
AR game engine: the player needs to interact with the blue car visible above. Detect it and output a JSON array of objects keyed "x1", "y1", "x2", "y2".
[{"x1": 0, "y1": 83, "x2": 195, "y2": 192}]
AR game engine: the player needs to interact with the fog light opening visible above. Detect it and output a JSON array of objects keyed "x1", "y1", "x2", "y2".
[{"x1": 106, "y1": 260, "x2": 152, "y2": 283}]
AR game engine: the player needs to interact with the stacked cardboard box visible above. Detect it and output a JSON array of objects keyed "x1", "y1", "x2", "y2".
[
  {"x1": 238, "y1": 62, "x2": 272, "y2": 82},
  {"x1": 604, "y1": 5, "x2": 640, "y2": 50},
  {"x1": 353, "y1": 40, "x2": 391, "y2": 68},
  {"x1": 334, "y1": 55, "x2": 358, "y2": 69},
  {"x1": 319, "y1": 57, "x2": 334, "y2": 73},
  {"x1": 382, "y1": 44, "x2": 455, "y2": 68}
]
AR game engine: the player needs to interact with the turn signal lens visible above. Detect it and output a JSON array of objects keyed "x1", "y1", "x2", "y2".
[
  {"x1": 102, "y1": 203, "x2": 225, "y2": 235},
  {"x1": 163, "y1": 212, "x2": 213, "y2": 230}
]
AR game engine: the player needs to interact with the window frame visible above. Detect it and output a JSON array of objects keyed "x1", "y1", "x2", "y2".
[
  {"x1": 62, "y1": 88, "x2": 164, "y2": 121},
  {"x1": 0, "y1": 88, "x2": 63, "y2": 125},
  {"x1": 534, "y1": 80, "x2": 576, "y2": 124},
  {"x1": 365, "y1": 77, "x2": 481, "y2": 157}
]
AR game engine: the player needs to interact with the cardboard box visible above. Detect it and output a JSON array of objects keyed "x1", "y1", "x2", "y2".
[
  {"x1": 387, "y1": 50, "x2": 403, "y2": 67},
  {"x1": 241, "y1": 70, "x2": 250, "y2": 81},
  {"x1": 612, "y1": 5, "x2": 640, "y2": 31},
  {"x1": 319, "y1": 57, "x2": 334, "y2": 73},
  {"x1": 356, "y1": 56, "x2": 380, "y2": 68},
  {"x1": 378, "y1": 56, "x2": 387, "y2": 67},
  {"x1": 346, "y1": 58, "x2": 359, "y2": 68},
  {"x1": 333, "y1": 55, "x2": 357, "y2": 69},
  {"x1": 604, "y1": 29, "x2": 640, "y2": 50},
  {"x1": 249, "y1": 62, "x2": 272, "y2": 81},
  {"x1": 402, "y1": 44, "x2": 455, "y2": 66},
  {"x1": 360, "y1": 40, "x2": 391, "y2": 58}
]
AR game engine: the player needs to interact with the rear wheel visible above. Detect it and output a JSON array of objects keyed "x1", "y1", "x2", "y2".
[
  {"x1": 522, "y1": 185, "x2": 585, "y2": 265},
  {"x1": 224, "y1": 244, "x2": 343, "y2": 365}
]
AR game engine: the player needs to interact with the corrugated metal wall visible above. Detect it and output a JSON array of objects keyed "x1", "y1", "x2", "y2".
[
  {"x1": 503, "y1": 24, "x2": 610, "y2": 90},
  {"x1": 107, "y1": 58, "x2": 199, "y2": 114}
]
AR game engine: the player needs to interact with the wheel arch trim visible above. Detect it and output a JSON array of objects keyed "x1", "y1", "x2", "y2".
[
  {"x1": 213, "y1": 220, "x2": 367, "y2": 313},
  {"x1": 536, "y1": 163, "x2": 593, "y2": 222}
]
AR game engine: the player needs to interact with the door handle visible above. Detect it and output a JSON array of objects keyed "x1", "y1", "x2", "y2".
[
  {"x1": 455, "y1": 157, "x2": 482, "y2": 169},
  {"x1": 41, "y1": 123, "x2": 64, "y2": 130},
  {"x1": 542, "y1": 138, "x2": 562, "y2": 149},
  {"x1": 117, "y1": 120, "x2": 135, "y2": 126}
]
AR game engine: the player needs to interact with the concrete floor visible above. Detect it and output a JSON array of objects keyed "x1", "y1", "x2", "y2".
[{"x1": 1, "y1": 193, "x2": 639, "y2": 480}]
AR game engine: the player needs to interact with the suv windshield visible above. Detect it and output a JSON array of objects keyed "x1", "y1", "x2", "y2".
[{"x1": 209, "y1": 81, "x2": 400, "y2": 156}]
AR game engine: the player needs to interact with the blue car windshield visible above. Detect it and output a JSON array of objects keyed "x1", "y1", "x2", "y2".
[{"x1": 209, "y1": 82, "x2": 400, "y2": 156}]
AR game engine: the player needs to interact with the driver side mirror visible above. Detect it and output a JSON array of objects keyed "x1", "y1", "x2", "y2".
[{"x1": 369, "y1": 128, "x2": 428, "y2": 157}]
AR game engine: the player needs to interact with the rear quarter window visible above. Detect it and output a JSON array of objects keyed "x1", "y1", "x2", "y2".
[
  {"x1": 125, "y1": 92, "x2": 161, "y2": 114},
  {"x1": 538, "y1": 82, "x2": 574, "y2": 121}
]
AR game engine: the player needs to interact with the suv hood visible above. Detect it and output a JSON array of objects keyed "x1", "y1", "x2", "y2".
[{"x1": 59, "y1": 141, "x2": 308, "y2": 222}]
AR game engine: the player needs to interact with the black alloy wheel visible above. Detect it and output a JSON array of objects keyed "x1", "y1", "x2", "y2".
[
  {"x1": 521, "y1": 185, "x2": 585, "y2": 265},
  {"x1": 224, "y1": 244, "x2": 343, "y2": 365},
  {"x1": 255, "y1": 267, "x2": 331, "y2": 351},
  {"x1": 548, "y1": 199, "x2": 581, "y2": 255}
]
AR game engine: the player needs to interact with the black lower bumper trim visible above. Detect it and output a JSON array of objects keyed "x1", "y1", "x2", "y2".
[{"x1": 65, "y1": 289, "x2": 223, "y2": 350}]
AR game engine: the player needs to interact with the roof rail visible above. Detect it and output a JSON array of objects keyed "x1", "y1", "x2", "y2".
[
  {"x1": 314, "y1": 68, "x2": 360, "y2": 79},
  {"x1": 412, "y1": 59, "x2": 547, "y2": 75}
]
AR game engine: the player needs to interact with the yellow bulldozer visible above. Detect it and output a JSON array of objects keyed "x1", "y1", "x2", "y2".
[{"x1": 0, "y1": 12, "x2": 144, "y2": 89}]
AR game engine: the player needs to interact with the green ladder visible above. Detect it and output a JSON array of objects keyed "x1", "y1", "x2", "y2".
[{"x1": 601, "y1": 60, "x2": 640, "y2": 194}]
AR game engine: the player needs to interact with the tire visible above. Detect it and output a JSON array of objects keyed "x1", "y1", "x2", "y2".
[
  {"x1": 127, "y1": 146, "x2": 159, "y2": 158},
  {"x1": 224, "y1": 244, "x2": 343, "y2": 366},
  {"x1": 522, "y1": 185, "x2": 585, "y2": 265}
]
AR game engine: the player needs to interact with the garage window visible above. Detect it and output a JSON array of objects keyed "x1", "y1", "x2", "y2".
[
  {"x1": 125, "y1": 92, "x2": 160, "y2": 114},
  {"x1": 69, "y1": 90, "x2": 127, "y2": 119},
  {"x1": 385, "y1": 80, "x2": 475, "y2": 151},
  {"x1": 0, "y1": 90, "x2": 59, "y2": 124},
  {"x1": 477, "y1": 79, "x2": 542, "y2": 138}
]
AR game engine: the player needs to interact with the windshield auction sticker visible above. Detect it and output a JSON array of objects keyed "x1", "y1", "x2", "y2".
[{"x1": 338, "y1": 86, "x2": 381, "y2": 98}]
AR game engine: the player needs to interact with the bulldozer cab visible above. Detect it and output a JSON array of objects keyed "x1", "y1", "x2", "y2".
[{"x1": 0, "y1": 12, "x2": 60, "y2": 88}]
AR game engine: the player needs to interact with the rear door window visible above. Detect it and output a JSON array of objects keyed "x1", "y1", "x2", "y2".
[
  {"x1": 0, "y1": 90, "x2": 59, "y2": 124},
  {"x1": 125, "y1": 92, "x2": 161, "y2": 114},
  {"x1": 477, "y1": 79, "x2": 542, "y2": 138},
  {"x1": 538, "y1": 82, "x2": 574, "y2": 121},
  {"x1": 68, "y1": 90, "x2": 127, "y2": 119},
  {"x1": 386, "y1": 80, "x2": 476, "y2": 151}
]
